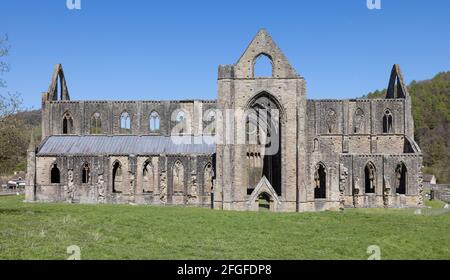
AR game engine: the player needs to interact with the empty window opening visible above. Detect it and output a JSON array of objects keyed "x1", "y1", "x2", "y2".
[
  {"x1": 396, "y1": 163, "x2": 407, "y2": 195},
  {"x1": 149, "y1": 111, "x2": 160, "y2": 132},
  {"x1": 253, "y1": 54, "x2": 273, "y2": 78},
  {"x1": 120, "y1": 112, "x2": 131, "y2": 134},
  {"x1": 62, "y1": 112, "x2": 73, "y2": 134},
  {"x1": 51, "y1": 164, "x2": 60, "y2": 184},
  {"x1": 383, "y1": 110, "x2": 393, "y2": 133},
  {"x1": 142, "y1": 161, "x2": 154, "y2": 193},
  {"x1": 365, "y1": 163, "x2": 376, "y2": 194},
  {"x1": 82, "y1": 163, "x2": 90, "y2": 184},
  {"x1": 91, "y1": 112, "x2": 102, "y2": 134},
  {"x1": 353, "y1": 108, "x2": 364, "y2": 133},
  {"x1": 205, "y1": 110, "x2": 216, "y2": 135},
  {"x1": 112, "y1": 161, "x2": 122, "y2": 193},
  {"x1": 314, "y1": 164, "x2": 326, "y2": 199},
  {"x1": 173, "y1": 160, "x2": 184, "y2": 193},
  {"x1": 204, "y1": 163, "x2": 213, "y2": 194},
  {"x1": 326, "y1": 109, "x2": 337, "y2": 134},
  {"x1": 175, "y1": 111, "x2": 187, "y2": 135}
]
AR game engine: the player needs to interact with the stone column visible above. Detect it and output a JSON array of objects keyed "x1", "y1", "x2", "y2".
[
  {"x1": 25, "y1": 147, "x2": 36, "y2": 202},
  {"x1": 128, "y1": 155, "x2": 137, "y2": 203}
]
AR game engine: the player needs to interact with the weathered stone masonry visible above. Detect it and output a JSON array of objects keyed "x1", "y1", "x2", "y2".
[{"x1": 26, "y1": 29, "x2": 423, "y2": 212}]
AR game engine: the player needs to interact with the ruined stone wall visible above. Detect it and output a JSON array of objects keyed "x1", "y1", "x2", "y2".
[
  {"x1": 33, "y1": 30, "x2": 423, "y2": 212},
  {"x1": 41, "y1": 100, "x2": 217, "y2": 138},
  {"x1": 32, "y1": 154, "x2": 213, "y2": 206},
  {"x1": 215, "y1": 29, "x2": 305, "y2": 212},
  {"x1": 302, "y1": 97, "x2": 420, "y2": 211}
]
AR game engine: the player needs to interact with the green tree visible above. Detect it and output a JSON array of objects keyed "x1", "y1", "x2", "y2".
[{"x1": 0, "y1": 34, "x2": 29, "y2": 175}]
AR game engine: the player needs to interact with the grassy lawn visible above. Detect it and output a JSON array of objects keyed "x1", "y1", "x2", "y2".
[
  {"x1": 0, "y1": 195, "x2": 449, "y2": 260},
  {"x1": 425, "y1": 198, "x2": 447, "y2": 209}
]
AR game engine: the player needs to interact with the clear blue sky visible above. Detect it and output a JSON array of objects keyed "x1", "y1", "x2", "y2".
[{"x1": 1, "y1": 0, "x2": 450, "y2": 109}]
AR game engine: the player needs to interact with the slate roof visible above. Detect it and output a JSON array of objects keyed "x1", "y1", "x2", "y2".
[{"x1": 37, "y1": 135, "x2": 216, "y2": 156}]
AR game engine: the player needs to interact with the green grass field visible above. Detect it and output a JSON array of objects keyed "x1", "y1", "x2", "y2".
[{"x1": 0, "y1": 195, "x2": 449, "y2": 260}]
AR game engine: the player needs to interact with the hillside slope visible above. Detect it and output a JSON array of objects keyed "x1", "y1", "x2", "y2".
[
  {"x1": 0, "y1": 110, "x2": 40, "y2": 175},
  {"x1": 365, "y1": 72, "x2": 450, "y2": 183}
]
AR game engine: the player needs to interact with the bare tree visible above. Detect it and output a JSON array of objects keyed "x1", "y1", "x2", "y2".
[{"x1": 0, "y1": 34, "x2": 10, "y2": 88}]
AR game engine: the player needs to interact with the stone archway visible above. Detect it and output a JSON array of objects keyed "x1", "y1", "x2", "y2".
[{"x1": 247, "y1": 176, "x2": 281, "y2": 212}]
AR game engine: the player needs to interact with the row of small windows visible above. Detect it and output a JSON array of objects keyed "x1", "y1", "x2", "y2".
[
  {"x1": 62, "y1": 108, "x2": 393, "y2": 135},
  {"x1": 51, "y1": 161, "x2": 214, "y2": 194},
  {"x1": 50, "y1": 163, "x2": 91, "y2": 184},
  {"x1": 62, "y1": 111, "x2": 163, "y2": 134},
  {"x1": 325, "y1": 108, "x2": 394, "y2": 134},
  {"x1": 62, "y1": 110, "x2": 216, "y2": 135},
  {"x1": 312, "y1": 161, "x2": 407, "y2": 199},
  {"x1": 112, "y1": 160, "x2": 213, "y2": 194}
]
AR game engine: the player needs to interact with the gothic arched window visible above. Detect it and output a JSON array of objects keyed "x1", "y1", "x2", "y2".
[
  {"x1": 253, "y1": 53, "x2": 273, "y2": 78},
  {"x1": 172, "y1": 160, "x2": 184, "y2": 193},
  {"x1": 314, "y1": 163, "x2": 326, "y2": 199},
  {"x1": 175, "y1": 111, "x2": 187, "y2": 135},
  {"x1": 383, "y1": 109, "x2": 393, "y2": 133},
  {"x1": 142, "y1": 161, "x2": 155, "y2": 193},
  {"x1": 51, "y1": 163, "x2": 60, "y2": 184},
  {"x1": 90, "y1": 112, "x2": 102, "y2": 134},
  {"x1": 82, "y1": 163, "x2": 90, "y2": 184},
  {"x1": 326, "y1": 109, "x2": 337, "y2": 134},
  {"x1": 353, "y1": 108, "x2": 364, "y2": 133},
  {"x1": 149, "y1": 111, "x2": 160, "y2": 133},
  {"x1": 364, "y1": 162, "x2": 376, "y2": 194},
  {"x1": 395, "y1": 162, "x2": 407, "y2": 195},
  {"x1": 245, "y1": 92, "x2": 282, "y2": 196},
  {"x1": 204, "y1": 110, "x2": 216, "y2": 135},
  {"x1": 120, "y1": 111, "x2": 131, "y2": 134},
  {"x1": 112, "y1": 161, "x2": 123, "y2": 193},
  {"x1": 204, "y1": 163, "x2": 213, "y2": 194},
  {"x1": 62, "y1": 111, "x2": 73, "y2": 134}
]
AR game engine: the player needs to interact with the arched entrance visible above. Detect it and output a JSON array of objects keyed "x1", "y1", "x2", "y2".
[{"x1": 258, "y1": 192, "x2": 271, "y2": 211}]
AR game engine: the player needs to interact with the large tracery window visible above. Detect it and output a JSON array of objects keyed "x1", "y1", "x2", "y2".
[{"x1": 245, "y1": 92, "x2": 282, "y2": 196}]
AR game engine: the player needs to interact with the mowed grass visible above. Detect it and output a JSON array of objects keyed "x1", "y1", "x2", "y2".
[{"x1": 0, "y1": 195, "x2": 449, "y2": 260}]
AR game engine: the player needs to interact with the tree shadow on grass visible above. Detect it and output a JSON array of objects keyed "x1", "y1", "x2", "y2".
[{"x1": 0, "y1": 208, "x2": 42, "y2": 215}]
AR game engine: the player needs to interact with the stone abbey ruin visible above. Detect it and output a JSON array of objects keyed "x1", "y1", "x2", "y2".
[{"x1": 25, "y1": 29, "x2": 424, "y2": 212}]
